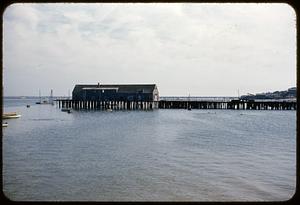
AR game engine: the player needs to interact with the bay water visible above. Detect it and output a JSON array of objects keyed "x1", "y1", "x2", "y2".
[{"x1": 2, "y1": 98, "x2": 296, "y2": 201}]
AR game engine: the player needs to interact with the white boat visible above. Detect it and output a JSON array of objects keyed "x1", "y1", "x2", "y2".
[
  {"x1": 106, "y1": 108, "x2": 113, "y2": 112},
  {"x1": 3, "y1": 112, "x2": 21, "y2": 119},
  {"x1": 2, "y1": 123, "x2": 8, "y2": 127}
]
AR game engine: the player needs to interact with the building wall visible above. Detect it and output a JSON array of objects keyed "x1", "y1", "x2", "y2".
[{"x1": 73, "y1": 89, "x2": 155, "y2": 101}]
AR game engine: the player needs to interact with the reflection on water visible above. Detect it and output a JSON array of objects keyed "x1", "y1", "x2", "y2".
[{"x1": 2, "y1": 99, "x2": 296, "y2": 201}]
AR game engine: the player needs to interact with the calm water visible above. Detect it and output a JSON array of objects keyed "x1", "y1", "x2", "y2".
[{"x1": 2, "y1": 98, "x2": 296, "y2": 201}]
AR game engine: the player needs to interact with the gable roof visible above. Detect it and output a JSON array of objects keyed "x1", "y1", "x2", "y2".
[{"x1": 73, "y1": 84, "x2": 157, "y2": 93}]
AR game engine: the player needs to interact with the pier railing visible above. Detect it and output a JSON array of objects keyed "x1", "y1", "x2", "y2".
[{"x1": 159, "y1": 96, "x2": 239, "y2": 102}]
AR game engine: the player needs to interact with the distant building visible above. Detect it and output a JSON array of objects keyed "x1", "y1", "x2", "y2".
[{"x1": 72, "y1": 83, "x2": 159, "y2": 101}]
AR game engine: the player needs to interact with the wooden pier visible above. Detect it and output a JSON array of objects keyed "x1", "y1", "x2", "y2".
[
  {"x1": 55, "y1": 99, "x2": 296, "y2": 110},
  {"x1": 159, "y1": 99, "x2": 297, "y2": 110},
  {"x1": 55, "y1": 100, "x2": 159, "y2": 110}
]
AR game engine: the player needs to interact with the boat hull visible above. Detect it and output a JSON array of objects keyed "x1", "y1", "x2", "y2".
[
  {"x1": 61, "y1": 108, "x2": 71, "y2": 112},
  {"x1": 2, "y1": 114, "x2": 21, "y2": 119}
]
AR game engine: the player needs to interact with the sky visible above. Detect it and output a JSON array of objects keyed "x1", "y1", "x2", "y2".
[{"x1": 3, "y1": 3, "x2": 296, "y2": 97}]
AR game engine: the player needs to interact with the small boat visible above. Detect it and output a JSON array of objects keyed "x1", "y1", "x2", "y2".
[
  {"x1": 36, "y1": 101, "x2": 50, "y2": 104},
  {"x1": 61, "y1": 108, "x2": 71, "y2": 112},
  {"x1": 2, "y1": 122, "x2": 8, "y2": 127},
  {"x1": 3, "y1": 112, "x2": 21, "y2": 119},
  {"x1": 26, "y1": 105, "x2": 30, "y2": 108},
  {"x1": 106, "y1": 108, "x2": 113, "y2": 112}
]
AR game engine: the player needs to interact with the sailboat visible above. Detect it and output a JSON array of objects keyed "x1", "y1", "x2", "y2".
[
  {"x1": 36, "y1": 89, "x2": 42, "y2": 104},
  {"x1": 36, "y1": 89, "x2": 54, "y2": 104}
]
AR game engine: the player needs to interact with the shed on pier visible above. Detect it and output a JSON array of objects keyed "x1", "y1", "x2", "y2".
[{"x1": 72, "y1": 83, "x2": 159, "y2": 101}]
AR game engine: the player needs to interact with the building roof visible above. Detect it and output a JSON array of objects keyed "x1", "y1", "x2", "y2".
[{"x1": 73, "y1": 84, "x2": 157, "y2": 93}]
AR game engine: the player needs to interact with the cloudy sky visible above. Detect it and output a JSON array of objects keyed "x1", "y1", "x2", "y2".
[{"x1": 3, "y1": 3, "x2": 296, "y2": 97}]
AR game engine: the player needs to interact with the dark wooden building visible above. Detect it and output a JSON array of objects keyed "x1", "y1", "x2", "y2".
[{"x1": 72, "y1": 83, "x2": 159, "y2": 102}]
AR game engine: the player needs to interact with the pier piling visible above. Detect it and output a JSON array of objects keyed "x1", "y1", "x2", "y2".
[{"x1": 55, "y1": 99, "x2": 296, "y2": 111}]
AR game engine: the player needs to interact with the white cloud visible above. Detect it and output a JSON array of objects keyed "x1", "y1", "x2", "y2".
[{"x1": 3, "y1": 3, "x2": 296, "y2": 96}]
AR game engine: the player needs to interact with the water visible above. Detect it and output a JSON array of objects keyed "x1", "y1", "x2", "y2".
[{"x1": 2, "y1": 98, "x2": 296, "y2": 201}]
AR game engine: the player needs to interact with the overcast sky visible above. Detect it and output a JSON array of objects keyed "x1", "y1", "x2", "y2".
[{"x1": 3, "y1": 3, "x2": 296, "y2": 97}]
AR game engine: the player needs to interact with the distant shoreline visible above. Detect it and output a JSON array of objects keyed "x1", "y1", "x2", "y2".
[{"x1": 3, "y1": 96, "x2": 237, "y2": 98}]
